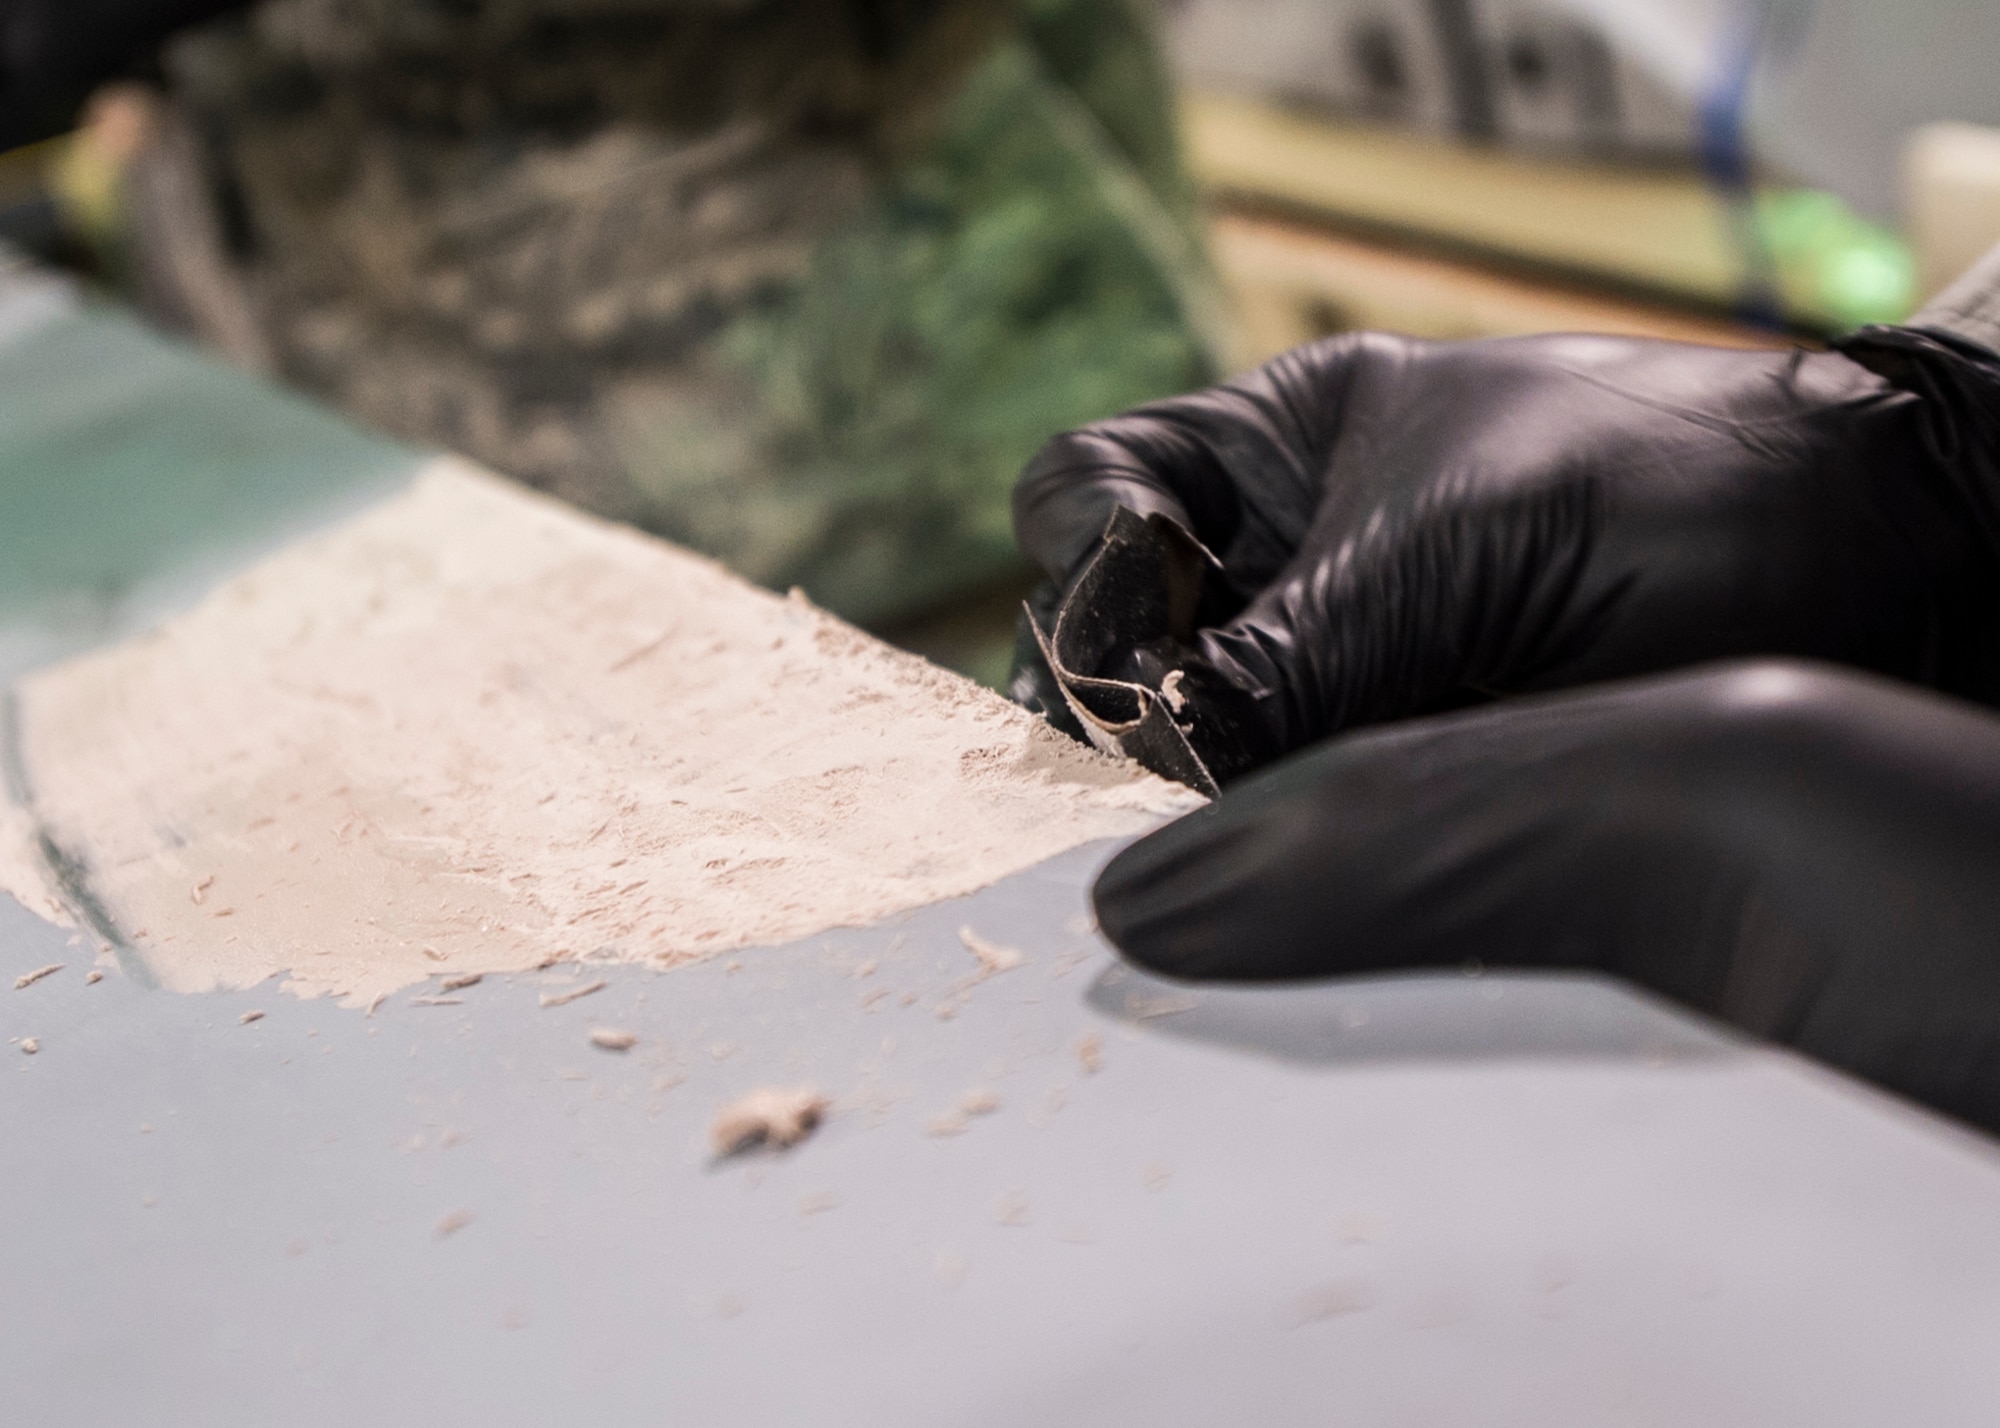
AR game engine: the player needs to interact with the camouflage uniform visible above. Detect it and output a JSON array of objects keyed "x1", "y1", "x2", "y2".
[{"x1": 131, "y1": 0, "x2": 1221, "y2": 662}]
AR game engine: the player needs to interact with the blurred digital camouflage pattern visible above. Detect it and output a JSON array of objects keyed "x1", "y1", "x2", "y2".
[{"x1": 90, "y1": 0, "x2": 1223, "y2": 680}]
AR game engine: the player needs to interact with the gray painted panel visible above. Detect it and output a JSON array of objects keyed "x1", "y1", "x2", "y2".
[{"x1": 5, "y1": 841, "x2": 1999, "y2": 1427}]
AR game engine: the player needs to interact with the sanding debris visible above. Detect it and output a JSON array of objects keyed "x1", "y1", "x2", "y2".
[
  {"x1": 958, "y1": 926, "x2": 1024, "y2": 977},
  {"x1": 409, "y1": 995, "x2": 464, "y2": 1006},
  {"x1": 992, "y1": 1189, "x2": 1031, "y2": 1227},
  {"x1": 84, "y1": 969, "x2": 103, "y2": 985},
  {"x1": 540, "y1": 980, "x2": 608, "y2": 1009},
  {"x1": 13, "y1": 963, "x2": 61, "y2": 990},
  {"x1": 1127, "y1": 990, "x2": 1197, "y2": 1020},
  {"x1": 710, "y1": 1086, "x2": 828, "y2": 1157},
  {"x1": 0, "y1": 462, "x2": 1199, "y2": 1004},
  {"x1": 1076, "y1": 1033, "x2": 1103, "y2": 1074},
  {"x1": 588, "y1": 1027, "x2": 637, "y2": 1051},
  {"x1": 797, "y1": 1191, "x2": 841, "y2": 1216},
  {"x1": 20, "y1": 1037, "x2": 39, "y2": 1054},
  {"x1": 960, "y1": 1089, "x2": 1001, "y2": 1116},
  {"x1": 439, "y1": 973, "x2": 483, "y2": 992},
  {"x1": 238, "y1": 1009, "x2": 264, "y2": 1025},
  {"x1": 925, "y1": 1113, "x2": 968, "y2": 1138},
  {"x1": 434, "y1": 1209, "x2": 474, "y2": 1239},
  {"x1": 1293, "y1": 1281, "x2": 1375, "y2": 1325}
]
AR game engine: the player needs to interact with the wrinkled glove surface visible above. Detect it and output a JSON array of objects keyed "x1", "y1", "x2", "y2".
[
  {"x1": 1013, "y1": 327, "x2": 2000, "y2": 775},
  {"x1": 1014, "y1": 322, "x2": 2000, "y2": 1132}
]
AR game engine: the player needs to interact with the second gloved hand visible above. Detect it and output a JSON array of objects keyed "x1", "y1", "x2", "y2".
[{"x1": 1094, "y1": 659, "x2": 2000, "y2": 1134}]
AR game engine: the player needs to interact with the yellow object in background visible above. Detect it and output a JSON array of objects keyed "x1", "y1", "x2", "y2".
[{"x1": 1182, "y1": 90, "x2": 1912, "y2": 334}]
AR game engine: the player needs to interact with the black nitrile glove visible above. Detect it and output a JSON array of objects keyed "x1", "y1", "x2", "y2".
[
  {"x1": 1015, "y1": 249, "x2": 2000, "y2": 1131},
  {"x1": 1094, "y1": 659, "x2": 2000, "y2": 1135},
  {"x1": 1013, "y1": 316, "x2": 2000, "y2": 788}
]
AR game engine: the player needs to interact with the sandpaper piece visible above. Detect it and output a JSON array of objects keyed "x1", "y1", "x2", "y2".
[{"x1": 1028, "y1": 507, "x2": 1274, "y2": 795}]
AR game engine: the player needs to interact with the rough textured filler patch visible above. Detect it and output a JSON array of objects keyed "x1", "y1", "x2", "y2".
[{"x1": 0, "y1": 460, "x2": 1200, "y2": 1002}]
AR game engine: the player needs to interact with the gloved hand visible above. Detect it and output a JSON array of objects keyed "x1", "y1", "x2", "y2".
[
  {"x1": 1012, "y1": 320, "x2": 2000, "y2": 787},
  {"x1": 1093, "y1": 659, "x2": 2000, "y2": 1135},
  {"x1": 1013, "y1": 251, "x2": 2000, "y2": 1132}
]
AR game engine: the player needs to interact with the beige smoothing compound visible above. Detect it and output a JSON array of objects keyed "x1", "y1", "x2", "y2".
[{"x1": 0, "y1": 459, "x2": 1202, "y2": 1003}]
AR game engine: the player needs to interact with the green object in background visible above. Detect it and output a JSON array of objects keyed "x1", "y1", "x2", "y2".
[
  {"x1": 1763, "y1": 188, "x2": 1916, "y2": 330},
  {"x1": 680, "y1": 20, "x2": 1219, "y2": 627},
  {"x1": 616, "y1": 0, "x2": 1222, "y2": 663}
]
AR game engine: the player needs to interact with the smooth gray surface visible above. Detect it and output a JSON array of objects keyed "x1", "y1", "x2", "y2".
[{"x1": 7, "y1": 840, "x2": 2000, "y2": 1427}]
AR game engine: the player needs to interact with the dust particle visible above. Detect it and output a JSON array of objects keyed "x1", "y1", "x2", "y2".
[
  {"x1": 960, "y1": 1089, "x2": 1001, "y2": 1116},
  {"x1": 958, "y1": 926, "x2": 1024, "y2": 976},
  {"x1": 13, "y1": 963, "x2": 62, "y2": 990},
  {"x1": 710, "y1": 1085, "x2": 828, "y2": 1157},
  {"x1": 239, "y1": 1009, "x2": 265, "y2": 1025},
  {"x1": 992, "y1": 1189, "x2": 1030, "y2": 1227},
  {"x1": 84, "y1": 970, "x2": 103, "y2": 985},
  {"x1": 1293, "y1": 1281, "x2": 1375, "y2": 1325},
  {"x1": 588, "y1": 1027, "x2": 637, "y2": 1051},
  {"x1": 435, "y1": 1209, "x2": 474, "y2": 1239},
  {"x1": 1129, "y1": 990, "x2": 1196, "y2": 1020},
  {"x1": 20, "y1": 1037, "x2": 39, "y2": 1055},
  {"x1": 440, "y1": 973, "x2": 483, "y2": 992},
  {"x1": 1076, "y1": 1033, "x2": 1103, "y2": 1074},
  {"x1": 539, "y1": 979, "x2": 607, "y2": 1008}
]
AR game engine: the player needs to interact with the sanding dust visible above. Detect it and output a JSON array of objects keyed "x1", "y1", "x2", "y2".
[
  {"x1": 13, "y1": 963, "x2": 61, "y2": 990},
  {"x1": 711, "y1": 1085, "x2": 827, "y2": 1156},
  {"x1": 540, "y1": 980, "x2": 608, "y2": 1009},
  {"x1": 958, "y1": 926, "x2": 1024, "y2": 977},
  {"x1": 588, "y1": 1027, "x2": 637, "y2": 1051},
  {"x1": 0, "y1": 460, "x2": 1199, "y2": 1003}
]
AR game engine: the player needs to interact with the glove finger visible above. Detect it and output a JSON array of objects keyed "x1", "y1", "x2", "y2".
[
  {"x1": 1095, "y1": 660, "x2": 2000, "y2": 1132},
  {"x1": 1013, "y1": 335, "x2": 1379, "y2": 609}
]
